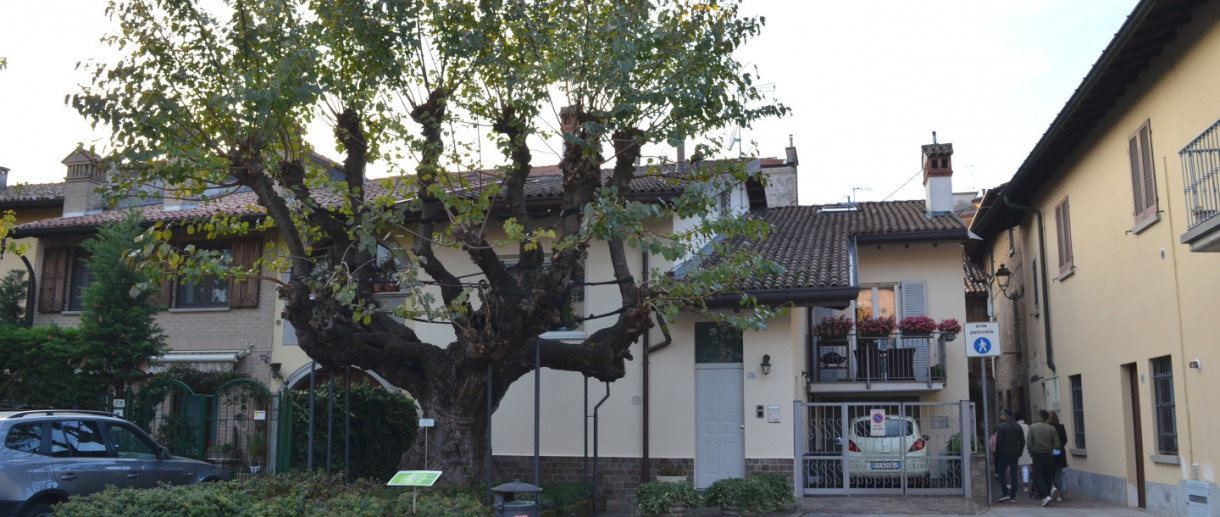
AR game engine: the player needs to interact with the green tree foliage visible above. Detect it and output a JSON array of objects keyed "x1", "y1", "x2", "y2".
[
  {"x1": 287, "y1": 381, "x2": 419, "y2": 481},
  {"x1": 77, "y1": 213, "x2": 168, "y2": 397},
  {"x1": 0, "y1": 269, "x2": 29, "y2": 326},
  {"x1": 0, "y1": 324, "x2": 108, "y2": 409},
  {"x1": 73, "y1": 0, "x2": 786, "y2": 482}
]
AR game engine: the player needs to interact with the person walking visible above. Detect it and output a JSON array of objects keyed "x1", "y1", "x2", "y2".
[
  {"x1": 1048, "y1": 410, "x2": 1069, "y2": 501},
  {"x1": 993, "y1": 409, "x2": 1025, "y2": 502},
  {"x1": 1015, "y1": 412, "x2": 1032, "y2": 494},
  {"x1": 1027, "y1": 409, "x2": 1062, "y2": 507}
]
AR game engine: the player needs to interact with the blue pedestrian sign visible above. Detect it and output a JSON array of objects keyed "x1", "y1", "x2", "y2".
[
  {"x1": 964, "y1": 322, "x2": 1001, "y2": 357},
  {"x1": 973, "y1": 337, "x2": 992, "y2": 354}
]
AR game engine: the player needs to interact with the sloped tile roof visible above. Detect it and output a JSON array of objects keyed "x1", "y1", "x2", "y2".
[
  {"x1": 12, "y1": 162, "x2": 709, "y2": 235},
  {"x1": 721, "y1": 201, "x2": 967, "y2": 291},
  {"x1": 0, "y1": 182, "x2": 65, "y2": 205}
]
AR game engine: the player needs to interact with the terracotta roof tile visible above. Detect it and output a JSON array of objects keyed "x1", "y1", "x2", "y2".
[
  {"x1": 719, "y1": 201, "x2": 966, "y2": 291},
  {"x1": 0, "y1": 182, "x2": 65, "y2": 204}
]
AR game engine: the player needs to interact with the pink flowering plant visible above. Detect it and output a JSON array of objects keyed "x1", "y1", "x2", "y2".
[
  {"x1": 938, "y1": 318, "x2": 962, "y2": 334},
  {"x1": 813, "y1": 315, "x2": 853, "y2": 339},
  {"x1": 855, "y1": 315, "x2": 896, "y2": 337},
  {"x1": 898, "y1": 315, "x2": 937, "y2": 335}
]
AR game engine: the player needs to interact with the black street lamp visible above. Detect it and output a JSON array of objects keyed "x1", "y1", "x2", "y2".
[{"x1": 994, "y1": 263, "x2": 1020, "y2": 300}]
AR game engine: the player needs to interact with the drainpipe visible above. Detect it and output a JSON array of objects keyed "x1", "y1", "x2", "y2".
[
  {"x1": 19, "y1": 253, "x2": 35, "y2": 327},
  {"x1": 641, "y1": 251, "x2": 675, "y2": 484},
  {"x1": 1001, "y1": 196, "x2": 1055, "y2": 374}
]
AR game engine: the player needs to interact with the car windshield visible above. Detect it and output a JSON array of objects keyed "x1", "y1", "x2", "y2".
[{"x1": 854, "y1": 418, "x2": 914, "y2": 438}]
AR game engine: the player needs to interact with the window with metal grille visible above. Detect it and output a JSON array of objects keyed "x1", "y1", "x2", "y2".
[
  {"x1": 1070, "y1": 375, "x2": 1085, "y2": 448},
  {"x1": 1054, "y1": 197, "x2": 1074, "y2": 275},
  {"x1": 1128, "y1": 120, "x2": 1158, "y2": 224},
  {"x1": 1151, "y1": 356, "x2": 1178, "y2": 455}
]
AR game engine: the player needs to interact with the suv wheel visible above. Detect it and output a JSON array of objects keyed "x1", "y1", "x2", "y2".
[{"x1": 21, "y1": 501, "x2": 56, "y2": 517}]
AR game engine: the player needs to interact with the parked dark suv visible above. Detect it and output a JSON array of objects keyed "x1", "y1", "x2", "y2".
[{"x1": 0, "y1": 410, "x2": 226, "y2": 517}]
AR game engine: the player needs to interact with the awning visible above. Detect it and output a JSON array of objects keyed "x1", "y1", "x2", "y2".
[{"x1": 149, "y1": 350, "x2": 247, "y2": 373}]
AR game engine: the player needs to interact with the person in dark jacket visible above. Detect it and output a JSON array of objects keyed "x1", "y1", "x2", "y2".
[
  {"x1": 993, "y1": 409, "x2": 1025, "y2": 502},
  {"x1": 1048, "y1": 410, "x2": 1069, "y2": 501}
]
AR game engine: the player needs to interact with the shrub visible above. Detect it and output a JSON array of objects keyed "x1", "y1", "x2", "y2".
[
  {"x1": 55, "y1": 472, "x2": 491, "y2": 516},
  {"x1": 0, "y1": 269, "x2": 29, "y2": 326},
  {"x1": 0, "y1": 323, "x2": 108, "y2": 409},
  {"x1": 748, "y1": 471, "x2": 795, "y2": 511},
  {"x1": 812, "y1": 315, "x2": 853, "y2": 339},
  {"x1": 634, "y1": 480, "x2": 700, "y2": 517},
  {"x1": 287, "y1": 381, "x2": 418, "y2": 481},
  {"x1": 897, "y1": 315, "x2": 937, "y2": 335},
  {"x1": 702, "y1": 476, "x2": 759, "y2": 509}
]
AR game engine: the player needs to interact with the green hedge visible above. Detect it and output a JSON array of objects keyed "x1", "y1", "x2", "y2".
[
  {"x1": 54, "y1": 473, "x2": 490, "y2": 516},
  {"x1": 0, "y1": 324, "x2": 108, "y2": 409},
  {"x1": 287, "y1": 381, "x2": 418, "y2": 481}
]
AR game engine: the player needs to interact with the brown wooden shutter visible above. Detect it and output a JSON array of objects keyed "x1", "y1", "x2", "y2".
[
  {"x1": 1055, "y1": 197, "x2": 1073, "y2": 274},
  {"x1": 229, "y1": 237, "x2": 262, "y2": 308},
  {"x1": 1129, "y1": 120, "x2": 1158, "y2": 222},
  {"x1": 38, "y1": 247, "x2": 70, "y2": 313},
  {"x1": 152, "y1": 268, "x2": 175, "y2": 309}
]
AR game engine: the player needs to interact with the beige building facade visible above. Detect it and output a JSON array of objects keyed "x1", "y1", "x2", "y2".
[{"x1": 971, "y1": 1, "x2": 1220, "y2": 513}]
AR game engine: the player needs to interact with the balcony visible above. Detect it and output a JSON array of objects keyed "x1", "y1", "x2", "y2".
[
  {"x1": 1180, "y1": 118, "x2": 1220, "y2": 252},
  {"x1": 808, "y1": 333, "x2": 948, "y2": 394}
]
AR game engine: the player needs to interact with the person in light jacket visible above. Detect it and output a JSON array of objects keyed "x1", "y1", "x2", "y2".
[{"x1": 1015, "y1": 412, "x2": 1032, "y2": 494}]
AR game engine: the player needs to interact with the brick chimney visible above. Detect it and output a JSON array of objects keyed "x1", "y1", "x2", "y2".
[
  {"x1": 921, "y1": 137, "x2": 953, "y2": 215},
  {"x1": 61, "y1": 147, "x2": 106, "y2": 217}
]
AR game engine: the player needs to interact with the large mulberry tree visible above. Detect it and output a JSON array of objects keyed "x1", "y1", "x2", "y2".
[{"x1": 73, "y1": 0, "x2": 786, "y2": 483}]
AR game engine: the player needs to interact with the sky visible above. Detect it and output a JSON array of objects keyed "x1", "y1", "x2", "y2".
[{"x1": 0, "y1": 0, "x2": 1139, "y2": 205}]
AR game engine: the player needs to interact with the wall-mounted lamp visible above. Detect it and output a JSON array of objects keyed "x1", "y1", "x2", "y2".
[
  {"x1": 258, "y1": 354, "x2": 270, "y2": 364},
  {"x1": 270, "y1": 362, "x2": 283, "y2": 380},
  {"x1": 994, "y1": 263, "x2": 1021, "y2": 300},
  {"x1": 760, "y1": 354, "x2": 772, "y2": 376},
  {"x1": 1189, "y1": 358, "x2": 1202, "y2": 370},
  {"x1": 1030, "y1": 374, "x2": 1043, "y2": 383}
]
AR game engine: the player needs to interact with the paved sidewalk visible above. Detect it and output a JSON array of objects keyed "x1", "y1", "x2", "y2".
[{"x1": 599, "y1": 493, "x2": 1145, "y2": 516}]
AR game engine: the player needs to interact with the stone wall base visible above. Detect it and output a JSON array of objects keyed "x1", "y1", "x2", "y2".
[{"x1": 492, "y1": 455, "x2": 794, "y2": 502}]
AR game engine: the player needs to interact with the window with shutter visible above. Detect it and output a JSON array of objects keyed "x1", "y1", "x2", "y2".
[
  {"x1": 229, "y1": 237, "x2": 261, "y2": 308},
  {"x1": 1055, "y1": 197, "x2": 1074, "y2": 275},
  {"x1": 1128, "y1": 120, "x2": 1158, "y2": 224},
  {"x1": 37, "y1": 247, "x2": 70, "y2": 312},
  {"x1": 900, "y1": 280, "x2": 930, "y2": 381}
]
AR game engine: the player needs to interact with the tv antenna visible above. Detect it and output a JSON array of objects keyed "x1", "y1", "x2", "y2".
[
  {"x1": 725, "y1": 83, "x2": 776, "y2": 157},
  {"x1": 851, "y1": 186, "x2": 872, "y2": 203}
]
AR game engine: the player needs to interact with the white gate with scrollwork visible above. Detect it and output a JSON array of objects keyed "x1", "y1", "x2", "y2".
[{"x1": 793, "y1": 401, "x2": 972, "y2": 496}]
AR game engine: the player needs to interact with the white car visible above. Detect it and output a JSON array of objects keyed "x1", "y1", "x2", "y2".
[{"x1": 846, "y1": 415, "x2": 930, "y2": 478}]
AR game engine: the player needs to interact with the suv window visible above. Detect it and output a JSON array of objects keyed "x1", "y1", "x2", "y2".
[
  {"x1": 106, "y1": 422, "x2": 159, "y2": 459},
  {"x1": 4, "y1": 422, "x2": 44, "y2": 454},
  {"x1": 50, "y1": 420, "x2": 109, "y2": 458}
]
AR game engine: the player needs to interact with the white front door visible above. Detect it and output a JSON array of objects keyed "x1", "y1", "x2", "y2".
[{"x1": 695, "y1": 363, "x2": 744, "y2": 488}]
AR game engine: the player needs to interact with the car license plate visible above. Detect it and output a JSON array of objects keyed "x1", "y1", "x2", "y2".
[{"x1": 871, "y1": 461, "x2": 900, "y2": 470}]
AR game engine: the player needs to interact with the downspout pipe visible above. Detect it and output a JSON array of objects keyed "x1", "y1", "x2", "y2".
[
  {"x1": 1001, "y1": 196, "x2": 1055, "y2": 373},
  {"x1": 19, "y1": 253, "x2": 35, "y2": 327}
]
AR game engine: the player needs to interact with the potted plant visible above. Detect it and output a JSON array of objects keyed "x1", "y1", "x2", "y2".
[
  {"x1": 205, "y1": 441, "x2": 237, "y2": 464},
  {"x1": 855, "y1": 315, "x2": 895, "y2": 338},
  {"x1": 943, "y1": 432, "x2": 984, "y2": 477},
  {"x1": 702, "y1": 477, "x2": 758, "y2": 516},
  {"x1": 812, "y1": 315, "x2": 853, "y2": 340},
  {"x1": 656, "y1": 460, "x2": 687, "y2": 483},
  {"x1": 634, "y1": 480, "x2": 701, "y2": 517},
  {"x1": 246, "y1": 433, "x2": 268, "y2": 473},
  {"x1": 898, "y1": 315, "x2": 937, "y2": 337},
  {"x1": 938, "y1": 318, "x2": 962, "y2": 340}
]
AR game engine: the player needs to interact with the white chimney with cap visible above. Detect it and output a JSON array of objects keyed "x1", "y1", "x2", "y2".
[{"x1": 921, "y1": 134, "x2": 954, "y2": 216}]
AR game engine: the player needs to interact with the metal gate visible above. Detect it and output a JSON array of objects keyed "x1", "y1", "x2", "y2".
[
  {"x1": 794, "y1": 401, "x2": 972, "y2": 496},
  {"x1": 131, "y1": 378, "x2": 284, "y2": 475}
]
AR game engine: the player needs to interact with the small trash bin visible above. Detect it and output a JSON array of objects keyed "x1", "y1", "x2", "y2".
[{"x1": 492, "y1": 479, "x2": 542, "y2": 517}]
